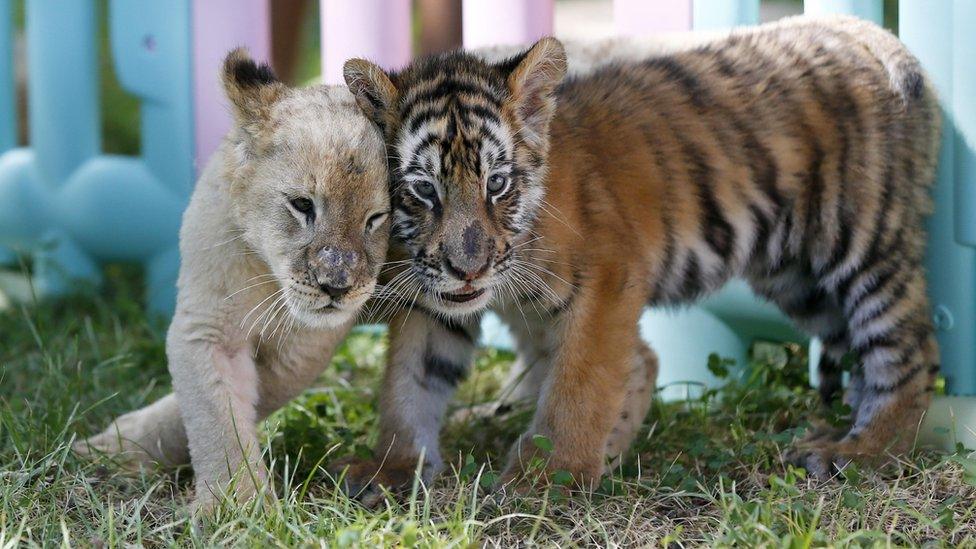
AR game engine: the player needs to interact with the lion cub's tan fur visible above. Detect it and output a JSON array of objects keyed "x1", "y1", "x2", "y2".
[{"x1": 75, "y1": 50, "x2": 389, "y2": 510}]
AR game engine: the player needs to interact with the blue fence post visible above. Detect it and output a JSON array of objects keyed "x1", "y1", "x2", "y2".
[
  {"x1": 693, "y1": 0, "x2": 760, "y2": 30},
  {"x1": 27, "y1": 0, "x2": 99, "y2": 184},
  {"x1": 0, "y1": 0, "x2": 15, "y2": 266},
  {"x1": 108, "y1": 0, "x2": 193, "y2": 314},
  {"x1": 25, "y1": 0, "x2": 102, "y2": 291},
  {"x1": 900, "y1": 0, "x2": 976, "y2": 397},
  {"x1": 0, "y1": 0, "x2": 13, "y2": 153},
  {"x1": 900, "y1": 0, "x2": 976, "y2": 450},
  {"x1": 0, "y1": 1, "x2": 192, "y2": 315},
  {"x1": 804, "y1": 0, "x2": 883, "y2": 23}
]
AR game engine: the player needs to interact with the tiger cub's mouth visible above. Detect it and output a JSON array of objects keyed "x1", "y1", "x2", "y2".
[{"x1": 439, "y1": 288, "x2": 486, "y2": 303}]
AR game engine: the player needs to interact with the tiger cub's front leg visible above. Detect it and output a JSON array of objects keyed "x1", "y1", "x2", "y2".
[
  {"x1": 503, "y1": 274, "x2": 647, "y2": 488},
  {"x1": 333, "y1": 308, "x2": 480, "y2": 505}
]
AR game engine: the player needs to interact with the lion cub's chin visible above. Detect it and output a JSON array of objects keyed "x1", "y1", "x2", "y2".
[{"x1": 287, "y1": 304, "x2": 357, "y2": 330}]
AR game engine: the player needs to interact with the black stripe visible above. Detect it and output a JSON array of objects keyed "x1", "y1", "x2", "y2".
[
  {"x1": 423, "y1": 351, "x2": 467, "y2": 386},
  {"x1": 547, "y1": 266, "x2": 584, "y2": 316},
  {"x1": 644, "y1": 57, "x2": 710, "y2": 110},
  {"x1": 405, "y1": 133, "x2": 442, "y2": 163},
  {"x1": 682, "y1": 143, "x2": 734, "y2": 260},
  {"x1": 853, "y1": 333, "x2": 898, "y2": 354},
  {"x1": 804, "y1": 144, "x2": 826, "y2": 239},
  {"x1": 865, "y1": 362, "x2": 926, "y2": 394},
  {"x1": 400, "y1": 79, "x2": 502, "y2": 117},
  {"x1": 709, "y1": 49, "x2": 782, "y2": 211},
  {"x1": 817, "y1": 355, "x2": 844, "y2": 403},
  {"x1": 679, "y1": 254, "x2": 703, "y2": 299},
  {"x1": 407, "y1": 106, "x2": 446, "y2": 134},
  {"x1": 786, "y1": 285, "x2": 831, "y2": 319},
  {"x1": 459, "y1": 102, "x2": 502, "y2": 127},
  {"x1": 850, "y1": 269, "x2": 914, "y2": 330}
]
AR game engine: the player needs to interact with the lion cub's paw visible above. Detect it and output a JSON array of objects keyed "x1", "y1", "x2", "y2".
[{"x1": 73, "y1": 426, "x2": 161, "y2": 471}]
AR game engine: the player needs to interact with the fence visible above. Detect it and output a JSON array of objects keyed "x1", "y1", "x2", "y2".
[{"x1": 0, "y1": 2, "x2": 972, "y2": 423}]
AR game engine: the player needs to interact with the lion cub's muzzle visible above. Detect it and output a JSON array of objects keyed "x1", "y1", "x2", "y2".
[{"x1": 309, "y1": 246, "x2": 362, "y2": 302}]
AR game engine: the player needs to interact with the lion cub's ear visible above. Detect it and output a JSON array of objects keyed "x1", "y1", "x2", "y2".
[
  {"x1": 221, "y1": 48, "x2": 284, "y2": 140},
  {"x1": 343, "y1": 59, "x2": 399, "y2": 132},
  {"x1": 499, "y1": 37, "x2": 567, "y2": 147}
]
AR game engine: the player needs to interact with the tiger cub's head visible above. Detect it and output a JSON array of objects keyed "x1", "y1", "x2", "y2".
[{"x1": 344, "y1": 38, "x2": 567, "y2": 317}]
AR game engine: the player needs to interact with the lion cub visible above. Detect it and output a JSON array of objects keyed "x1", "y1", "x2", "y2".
[{"x1": 74, "y1": 50, "x2": 390, "y2": 510}]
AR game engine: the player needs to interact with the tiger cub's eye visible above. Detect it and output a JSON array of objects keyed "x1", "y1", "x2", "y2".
[
  {"x1": 412, "y1": 180, "x2": 438, "y2": 201},
  {"x1": 487, "y1": 174, "x2": 509, "y2": 196}
]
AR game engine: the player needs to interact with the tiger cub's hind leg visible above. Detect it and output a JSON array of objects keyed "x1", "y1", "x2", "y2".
[{"x1": 792, "y1": 266, "x2": 939, "y2": 478}]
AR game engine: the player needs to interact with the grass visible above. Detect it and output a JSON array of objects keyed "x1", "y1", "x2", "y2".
[{"x1": 1, "y1": 267, "x2": 975, "y2": 547}]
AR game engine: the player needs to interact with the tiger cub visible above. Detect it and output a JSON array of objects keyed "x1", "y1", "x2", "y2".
[{"x1": 338, "y1": 15, "x2": 942, "y2": 494}]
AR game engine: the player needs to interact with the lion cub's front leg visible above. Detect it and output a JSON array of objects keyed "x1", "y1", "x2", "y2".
[
  {"x1": 167, "y1": 320, "x2": 265, "y2": 512},
  {"x1": 503, "y1": 279, "x2": 646, "y2": 489}
]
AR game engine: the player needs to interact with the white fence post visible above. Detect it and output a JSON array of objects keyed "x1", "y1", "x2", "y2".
[
  {"x1": 462, "y1": 0, "x2": 554, "y2": 49},
  {"x1": 613, "y1": 0, "x2": 693, "y2": 35},
  {"x1": 321, "y1": 0, "x2": 411, "y2": 85}
]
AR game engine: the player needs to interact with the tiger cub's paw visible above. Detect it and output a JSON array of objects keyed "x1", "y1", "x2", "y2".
[
  {"x1": 329, "y1": 455, "x2": 430, "y2": 508},
  {"x1": 499, "y1": 434, "x2": 604, "y2": 495},
  {"x1": 785, "y1": 426, "x2": 855, "y2": 479},
  {"x1": 785, "y1": 444, "x2": 854, "y2": 480}
]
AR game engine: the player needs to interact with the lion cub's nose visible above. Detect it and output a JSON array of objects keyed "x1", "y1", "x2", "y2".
[
  {"x1": 320, "y1": 283, "x2": 351, "y2": 299},
  {"x1": 312, "y1": 247, "x2": 359, "y2": 298}
]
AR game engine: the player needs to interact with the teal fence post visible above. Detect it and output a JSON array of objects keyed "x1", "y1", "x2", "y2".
[
  {"x1": 693, "y1": 0, "x2": 760, "y2": 30},
  {"x1": 109, "y1": 0, "x2": 194, "y2": 313},
  {"x1": 0, "y1": 0, "x2": 13, "y2": 153},
  {"x1": 0, "y1": 0, "x2": 15, "y2": 266},
  {"x1": 900, "y1": 0, "x2": 976, "y2": 397},
  {"x1": 804, "y1": 0, "x2": 884, "y2": 23},
  {"x1": 0, "y1": 1, "x2": 193, "y2": 315},
  {"x1": 27, "y1": 0, "x2": 99, "y2": 185},
  {"x1": 25, "y1": 0, "x2": 103, "y2": 290}
]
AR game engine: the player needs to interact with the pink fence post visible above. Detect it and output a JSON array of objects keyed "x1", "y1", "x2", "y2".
[
  {"x1": 462, "y1": 0, "x2": 555, "y2": 49},
  {"x1": 191, "y1": 0, "x2": 270, "y2": 170},
  {"x1": 613, "y1": 0, "x2": 693, "y2": 35},
  {"x1": 321, "y1": 0, "x2": 412, "y2": 85}
]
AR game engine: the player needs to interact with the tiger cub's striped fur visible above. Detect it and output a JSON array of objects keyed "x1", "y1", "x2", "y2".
[{"x1": 339, "y1": 15, "x2": 941, "y2": 494}]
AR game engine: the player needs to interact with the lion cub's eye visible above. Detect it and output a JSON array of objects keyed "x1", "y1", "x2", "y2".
[
  {"x1": 365, "y1": 211, "x2": 389, "y2": 234},
  {"x1": 289, "y1": 197, "x2": 315, "y2": 221},
  {"x1": 487, "y1": 174, "x2": 509, "y2": 197}
]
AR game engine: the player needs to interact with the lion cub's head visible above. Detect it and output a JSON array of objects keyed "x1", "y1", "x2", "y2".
[{"x1": 221, "y1": 49, "x2": 389, "y2": 329}]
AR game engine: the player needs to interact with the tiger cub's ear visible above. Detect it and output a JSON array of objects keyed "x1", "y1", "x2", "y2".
[
  {"x1": 343, "y1": 59, "x2": 399, "y2": 132},
  {"x1": 221, "y1": 48, "x2": 284, "y2": 140},
  {"x1": 500, "y1": 37, "x2": 567, "y2": 147}
]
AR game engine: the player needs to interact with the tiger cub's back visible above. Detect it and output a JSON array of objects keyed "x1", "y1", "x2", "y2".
[{"x1": 547, "y1": 15, "x2": 940, "y2": 306}]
